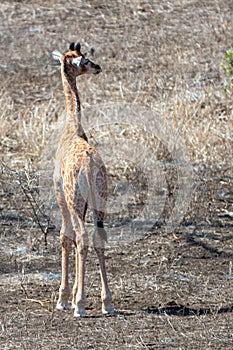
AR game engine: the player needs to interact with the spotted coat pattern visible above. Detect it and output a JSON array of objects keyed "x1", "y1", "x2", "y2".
[{"x1": 52, "y1": 42, "x2": 114, "y2": 317}]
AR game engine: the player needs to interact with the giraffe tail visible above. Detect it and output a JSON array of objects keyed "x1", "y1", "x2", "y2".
[{"x1": 82, "y1": 151, "x2": 107, "y2": 242}]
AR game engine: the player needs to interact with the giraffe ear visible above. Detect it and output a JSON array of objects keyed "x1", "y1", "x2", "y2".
[
  {"x1": 72, "y1": 56, "x2": 82, "y2": 67},
  {"x1": 52, "y1": 50, "x2": 62, "y2": 63},
  {"x1": 74, "y1": 42, "x2": 81, "y2": 53}
]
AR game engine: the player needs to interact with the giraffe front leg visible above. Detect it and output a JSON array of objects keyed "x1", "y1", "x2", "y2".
[
  {"x1": 56, "y1": 233, "x2": 71, "y2": 311},
  {"x1": 73, "y1": 244, "x2": 88, "y2": 317}
]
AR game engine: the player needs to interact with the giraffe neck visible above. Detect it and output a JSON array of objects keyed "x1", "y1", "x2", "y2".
[{"x1": 61, "y1": 63, "x2": 87, "y2": 141}]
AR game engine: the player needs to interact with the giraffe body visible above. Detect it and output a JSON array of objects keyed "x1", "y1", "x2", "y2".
[{"x1": 52, "y1": 42, "x2": 114, "y2": 317}]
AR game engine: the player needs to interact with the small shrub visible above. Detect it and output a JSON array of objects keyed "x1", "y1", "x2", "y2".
[{"x1": 222, "y1": 50, "x2": 233, "y2": 91}]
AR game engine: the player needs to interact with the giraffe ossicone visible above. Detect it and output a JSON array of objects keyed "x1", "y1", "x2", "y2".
[{"x1": 52, "y1": 41, "x2": 114, "y2": 317}]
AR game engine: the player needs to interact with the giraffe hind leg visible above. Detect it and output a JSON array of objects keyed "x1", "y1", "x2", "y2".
[
  {"x1": 70, "y1": 205, "x2": 88, "y2": 318},
  {"x1": 54, "y1": 178, "x2": 75, "y2": 311},
  {"x1": 56, "y1": 232, "x2": 72, "y2": 311},
  {"x1": 93, "y1": 211, "x2": 114, "y2": 315}
]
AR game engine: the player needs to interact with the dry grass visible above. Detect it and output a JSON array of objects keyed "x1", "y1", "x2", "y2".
[
  {"x1": 1, "y1": 0, "x2": 233, "y2": 349},
  {"x1": 1, "y1": 1, "x2": 233, "y2": 164}
]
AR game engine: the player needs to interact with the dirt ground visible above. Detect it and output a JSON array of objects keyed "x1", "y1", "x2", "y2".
[{"x1": 1, "y1": 1, "x2": 233, "y2": 349}]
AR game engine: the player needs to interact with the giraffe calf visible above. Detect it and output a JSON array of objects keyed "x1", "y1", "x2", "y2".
[{"x1": 52, "y1": 42, "x2": 114, "y2": 317}]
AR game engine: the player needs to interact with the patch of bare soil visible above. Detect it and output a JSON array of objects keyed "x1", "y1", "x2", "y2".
[{"x1": 1, "y1": 0, "x2": 233, "y2": 349}]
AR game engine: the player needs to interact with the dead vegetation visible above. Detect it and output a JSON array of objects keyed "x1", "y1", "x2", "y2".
[{"x1": 0, "y1": 0, "x2": 233, "y2": 349}]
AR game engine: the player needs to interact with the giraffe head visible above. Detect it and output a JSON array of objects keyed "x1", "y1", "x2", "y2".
[{"x1": 52, "y1": 42, "x2": 102, "y2": 77}]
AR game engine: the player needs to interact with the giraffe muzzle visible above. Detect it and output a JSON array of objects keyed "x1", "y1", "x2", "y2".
[{"x1": 94, "y1": 64, "x2": 102, "y2": 74}]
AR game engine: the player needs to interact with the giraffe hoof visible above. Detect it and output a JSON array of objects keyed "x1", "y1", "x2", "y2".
[
  {"x1": 73, "y1": 309, "x2": 86, "y2": 318},
  {"x1": 56, "y1": 301, "x2": 70, "y2": 311},
  {"x1": 102, "y1": 306, "x2": 115, "y2": 315}
]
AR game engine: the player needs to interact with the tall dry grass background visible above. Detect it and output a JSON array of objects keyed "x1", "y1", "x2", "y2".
[{"x1": 0, "y1": 1, "x2": 233, "y2": 349}]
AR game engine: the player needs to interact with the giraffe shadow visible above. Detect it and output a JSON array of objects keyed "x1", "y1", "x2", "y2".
[
  {"x1": 69, "y1": 305, "x2": 233, "y2": 318},
  {"x1": 81, "y1": 309, "x2": 136, "y2": 318},
  {"x1": 141, "y1": 304, "x2": 233, "y2": 317}
]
